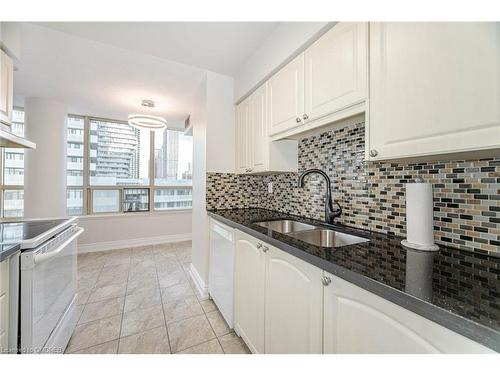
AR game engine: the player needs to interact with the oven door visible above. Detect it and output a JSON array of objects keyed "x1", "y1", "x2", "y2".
[{"x1": 20, "y1": 225, "x2": 83, "y2": 353}]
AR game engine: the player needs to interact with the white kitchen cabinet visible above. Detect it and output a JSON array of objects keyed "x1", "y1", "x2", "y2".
[
  {"x1": 249, "y1": 83, "x2": 267, "y2": 172},
  {"x1": 235, "y1": 96, "x2": 251, "y2": 173},
  {"x1": 234, "y1": 230, "x2": 323, "y2": 354},
  {"x1": 304, "y1": 22, "x2": 367, "y2": 125},
  {"x1": 0, "y1": 49, "x2": 14, "y2": 125},
  {"x1": 268, "y1": 22, "x2": 368, "y2": 139},
  {"x1": 264, "y1": 246, "x2": 323, "y2": 354},
  {"x1": 323, "y1": 273, "x2": 494, "y2": 354},
  {"x1": 267, "y1": 54, "x2": 305, "y2": 136},
  {"x1": 233, "y1": 231, "x2": 493, "y2": 353},
  {"x1": 234, "y1": 232, "x2": 266, "y2": 353},
  {"x1": 235, "y1": 83, "x2": 298, "y2": 174},
  {"x1": 367, "y1": 22, "x2": 500, "y2": 161},
  {"x1": 0, "y1": 259, "x2": 9, "y2": 351}
]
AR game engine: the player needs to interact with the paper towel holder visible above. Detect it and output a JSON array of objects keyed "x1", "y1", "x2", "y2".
[{"x1": 401, "y1": 177, "x2": 440, "y2": 252}]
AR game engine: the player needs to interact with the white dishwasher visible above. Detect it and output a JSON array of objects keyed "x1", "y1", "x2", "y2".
[{"x1": 209, "y1": 219, "x2": 235, "y2": 328}]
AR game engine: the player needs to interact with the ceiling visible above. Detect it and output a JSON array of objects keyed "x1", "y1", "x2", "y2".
[
  {"x1": 36, "y1": 22, "x2": 281, "y2": 76},
  {"x1": 14, "y1": 22, "x2": 282, "y2": 125}
]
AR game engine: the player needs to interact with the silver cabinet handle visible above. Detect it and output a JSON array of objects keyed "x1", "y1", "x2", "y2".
[
  {"x1": 262, "y1": 245, "x2": 269, "y2": 252},
  {"x1": 295, "y1": 117, "x2": 302, "y2": 123},
  {"x1": 321, "y1": 276, "x2": 331, "y2": 286},
  {"x1": 369, "y1": 149, "x2": 378, "y2": 157},
  {"x1": 256, "y1": 243, "x2": 262, "y2": 249},
  {"x1": 303, "y1": 114, "x2": 309, "y2": 120}
]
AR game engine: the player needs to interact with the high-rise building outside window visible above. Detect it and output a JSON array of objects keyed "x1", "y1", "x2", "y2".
[
  {"x1": 153, "y1": 128, "x2": 193, "y2": 210},
  {"x1": 65, "y1": 116, "x2": 192, "y2": 215},
  {"x1": 1, "y1": 109, "x2": 25, "y2": 217},
  {"x1": 1, "y1": 110, "x2": 193, "y2": 218}
]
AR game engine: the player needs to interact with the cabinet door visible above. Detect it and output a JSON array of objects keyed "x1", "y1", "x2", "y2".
[
  {"x1": 264, "y1": 246, "x2": 323, "y2": 353},
  {"x1": 0, "y1": 259, "x2": 9, "y2": 351},
  {"x1": 234, "y1": 232, "x2": 266, "y2": 353},
  {"x1": 235, "y1": 97, "x2": 251, "y2": 173},
  {"x1": 323, "y1": 273, "x2": 493, "y2": 354},
  {"x1": 249, "y1": 83, "x2": 268, "y2": 172},
  {"x1": 368, "y1": 22, "x2": 500, "y2": 160},
  {"x1": 0, "y1": 49, "x2": 14, "y2": 125},
  {"x1": 267, "y1": 54, "x2": 305, "y2": 136},
  {"x1": 305, "y1": 22, "x2": 367, "y2": 122}
]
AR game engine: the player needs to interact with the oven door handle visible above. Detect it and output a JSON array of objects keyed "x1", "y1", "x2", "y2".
[{"x1": 34, "y1": 227, "x2": 85, "y2": 265}]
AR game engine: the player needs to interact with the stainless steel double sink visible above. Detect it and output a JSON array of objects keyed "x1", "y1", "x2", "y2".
[{"x1": 254, "y1": 219, "x2": 369, "y2": 248}]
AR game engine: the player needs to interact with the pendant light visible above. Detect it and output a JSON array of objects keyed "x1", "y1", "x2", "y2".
[{"x1": 128, "y1": 100, "x2": 167, "y2": 130}]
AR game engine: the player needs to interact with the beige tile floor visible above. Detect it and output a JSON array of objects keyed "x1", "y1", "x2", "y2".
[{"x1": 67, "y1": 241, "x2": 250, "y2": 354}]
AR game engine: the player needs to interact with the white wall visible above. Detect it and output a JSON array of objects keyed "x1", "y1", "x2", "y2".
[
  {"x1": 77, "y1": 211, "x2": 192, "y2": 253},
  {"x1": 191, "y1": 75, "x2": 209, "y2": 295},
  {"x1": 24, "y1": 97, "x2": 68, "y2": 219},
  {"x1": 233, "y1": 22, "x2": 334, "y2": 102},
  {"x1": 190, "y1": 71, "x2": 235, "y2": 297},
  {"x1": 206, "y1": 72, "x2": 235, "y2": 173}
]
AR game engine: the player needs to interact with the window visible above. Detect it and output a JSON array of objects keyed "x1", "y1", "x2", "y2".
[
  {"x1": 153, "y1": 128, "x2": 193, "y2": 211},
  {"x1": 1, "y1": 109, "x2": 25, "y2": 218},
  {"x1": 67, "y1": 116, "x2": 85, "y2": 186},
  {"x1": 123, "y1": 188, "x2": 149, "y2": 212},
  {"x1": 154, "y1": 188, "x2": 192, "y2": 210},
  {"x1": 89, "y1": 119, "x2": 150, "y2": 186},
  {"x1": 65, "y1": 116, "x2": 192, "y2": 215},
  {"x1": 92, "y1": 189, "x2": 120, "y2": 213},
  {"x1": 67, "y1": 189, "x2": 84, "y2": 215}
]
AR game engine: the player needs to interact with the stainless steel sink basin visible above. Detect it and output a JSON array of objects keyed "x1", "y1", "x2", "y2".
[
  {"x1": 254, "y1": 220, "x2": 317, "y2": 234},
  {"x1": 287, "y1": 229, "x2": 369, "y2": 248}
]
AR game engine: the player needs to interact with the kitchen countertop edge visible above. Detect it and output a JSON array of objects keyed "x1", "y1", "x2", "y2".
[
  {"x1": 0, "y1": 243, "x2": 21, "y2": 262},
  {"x1": 207, "y1": 210, "x2": 500, "y2": 352}
]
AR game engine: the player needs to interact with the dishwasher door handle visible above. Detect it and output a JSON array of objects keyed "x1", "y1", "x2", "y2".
[{"x1": 34, "y1": 227, "x2": 84, "y2": 265}]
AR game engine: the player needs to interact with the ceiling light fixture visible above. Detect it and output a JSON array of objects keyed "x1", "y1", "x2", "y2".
[{"x1": 128, "y1": 100, "x2": 167, "y2": 130}]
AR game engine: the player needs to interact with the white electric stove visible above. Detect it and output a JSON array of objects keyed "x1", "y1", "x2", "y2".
[{"x1": 0, "y1": 217, "x2": 84, "y2": 354}]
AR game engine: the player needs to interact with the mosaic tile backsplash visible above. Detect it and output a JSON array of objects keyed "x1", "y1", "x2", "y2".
[{"x1": 206, "y1": 120, "x2": 500, "y2": 255}]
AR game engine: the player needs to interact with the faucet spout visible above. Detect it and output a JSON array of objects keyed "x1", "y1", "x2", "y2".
[{"x1": 297, "y1": 169, "x2": 342, "y2": 224}]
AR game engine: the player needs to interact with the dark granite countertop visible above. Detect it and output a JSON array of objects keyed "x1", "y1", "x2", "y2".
[
  {"x1": 0, "y1": 242, "x2": 20, "y2": 262},
  {"x1": 207, "y1": 208, "x2": 500, "y2": 352}
]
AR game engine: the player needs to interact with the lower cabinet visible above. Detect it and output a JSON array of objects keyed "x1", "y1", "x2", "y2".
[
  {"x1": 265, "y1": 246, "x2": 323, "y2": 354},
  {"x1": 234, "y1": 231, "x2": 323, "y2": 354},
  {"x1": 323, "y1": 273, "x2": 493, "y2": 354},
  {"x1": 234, "y1": 232, "x2": 266, "y2": 353},
  {"x1": 233, "y1": 231, "x2": 494, "y2": 354}
]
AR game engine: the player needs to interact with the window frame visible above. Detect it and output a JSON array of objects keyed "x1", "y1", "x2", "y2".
[
  {"x1": 67, "y1": 114, "x2": 192, "y2": 216},
  {"x1": 0, "y1": 107, "x2": 25, "y2": 218}
]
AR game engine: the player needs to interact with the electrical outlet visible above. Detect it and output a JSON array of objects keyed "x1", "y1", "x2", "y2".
[{"x1": 268, "y1": 182, "x2": 273, "y2": 194}]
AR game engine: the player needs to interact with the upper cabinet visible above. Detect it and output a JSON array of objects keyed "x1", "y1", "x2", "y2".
[
  {"x1": 235, "y1": 83, "x2": 298, "y2": 174},
  {"x1": 235, "y1": 97, "x2": 251, "y2": 174},
  {"x1": 0, "y1": 49, "x2": 14, "y2": 126},
  {"x1": 367, "y1": 22, "x2": 500, "y2": 161},
  {"x1": 268, "y1": 22, "x2": 368, "y2": 138},
  {"x1": 304, "y1": 22, "x2": 367, "y2": 125},
  {"x1": 267, "y1": 54, "x2": 305, "y2": 136}
]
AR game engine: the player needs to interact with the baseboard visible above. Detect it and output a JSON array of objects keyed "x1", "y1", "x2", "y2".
[
  {"x1": 189, "y1": 263, "x2": 209, "y2": 300},
  {"x1": 78, "y1": 233, "x2": 192, "y2": 253}
]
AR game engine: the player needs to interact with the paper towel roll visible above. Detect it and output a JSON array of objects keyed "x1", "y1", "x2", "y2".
[{"x1": 401, "y1": 182, "x2": 439, "y2": 251}]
